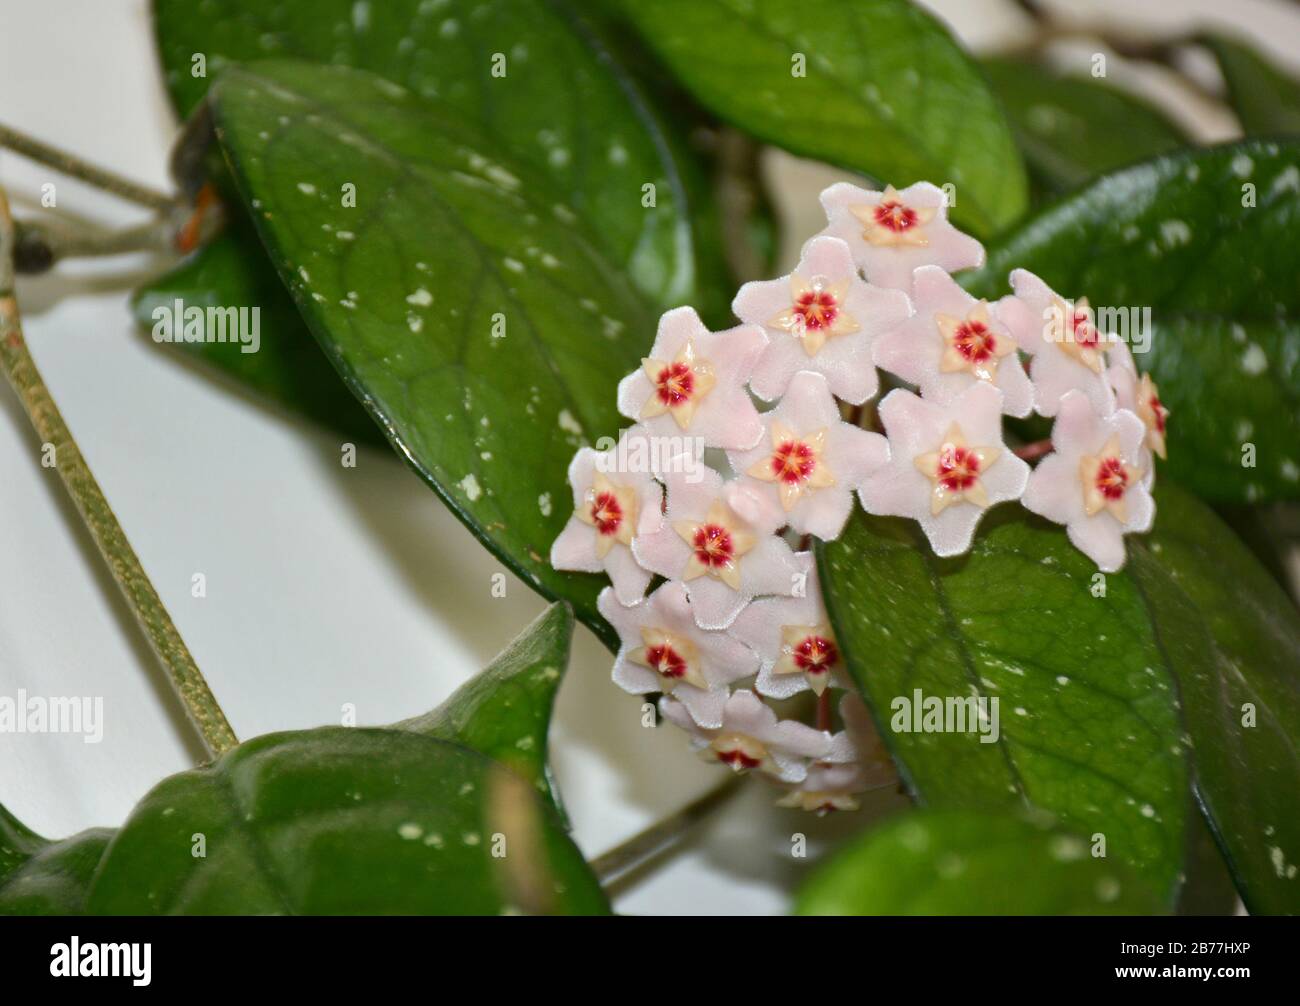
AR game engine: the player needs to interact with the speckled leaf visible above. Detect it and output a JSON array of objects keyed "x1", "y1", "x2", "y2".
[
  {"x1": 152, "y1": 0, "x2": 712, "y2": 312},
  {"x1": 210, "y1": 61, "x2": 655, "y2": 647},
  {"x1": 1129, "y1": 486, "x2": 1300, "y2": 915},
  {"x1": 817, "y1": 505, "x2": 1190, "y2": 902},
  {"x1": 84, "y1": 729, "x2": 607, "y2": 915},
  {"x1": 1201, "y1": 34, "x2": 1300, "y2": 135},
  {"x1": 796, "y1": 809, "x2": 1165, "y2": 915},
  {"x1": 0, "y1": 818, "x2": 112, "y2": 916},
  {"x1": 131, "y1": 215, "x2": 385, "y2": 447},
  {"x1": 981, "y1": 57, "x2": 1187, "y2": 196},
  {"x1": 963, "y1": 139, "x2": 1300, "y2": 502},
  {"x1": 398, "y1": 603, "x2": 572, "y2": 816},
  {"x1": 617, "y1": 0, "x2": 1027, "y2": 236}
]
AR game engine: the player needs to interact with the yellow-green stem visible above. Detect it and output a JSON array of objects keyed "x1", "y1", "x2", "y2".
[{"x1": 0, "y1": 187, "x2": 236, "y2": 759}]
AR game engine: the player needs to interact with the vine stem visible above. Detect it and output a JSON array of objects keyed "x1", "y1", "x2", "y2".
[
  {"x1": 590, "y1": 775, "x2": 747, "y2": 892},
  {"x1": 0, "y1": 121, "x2": 176, "y2": 213},
  {"x1": 0, "y1": 186, "x2": 237, "y2": 759}
]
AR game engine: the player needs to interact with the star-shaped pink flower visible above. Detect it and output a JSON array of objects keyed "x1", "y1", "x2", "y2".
[
  {"x1": 873, "y1": 265, "x2": 1033, "y2": 417},
  {"x1": 776, "y1": 695, "x2": 896, "y2": 813},
  {"x1": 616, "y1": 306, "x2": 768, "y2": 451},
  {"x1": 660, "y1": 689, "x2": 831, "y2": 783},
  {"x1": 729, "y1": 553, "x2": 849, "y2": 699},
  {"x1": 726, "y1": 371, "x2": 889, "y2": 540},
  {"x1": 994, "y1": 269, "x2": 1115, "y2": 418},
  {"x1": 859, "y1": 383, "x2": 1030, "y2": 557},
  {"x1": 817, "y1": 181, "x2": 984, "y2": 293},
  {"x1": 633, "y1": 465, "x2": 802, "y2": 630},
  {"x1": 1021, "y1": 390, "x2": 1154, "y2": 572},
  {"x1": 1107, "y1": 339, "x2": 1168, "y2": 476},
  {"x1": 549, "y1": 433, "x2": 664, "y2": 605},
  {"x1": 731, "y1": 236, "x2": 912, "y2": 404},
  {"x1": 599, "y1": 581, "x2": 757, "y2": 729}
]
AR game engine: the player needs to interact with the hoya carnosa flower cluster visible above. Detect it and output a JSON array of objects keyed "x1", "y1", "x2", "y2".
[{"x1": 550, "y1": 180, "x2": 1169, "y2": 812}]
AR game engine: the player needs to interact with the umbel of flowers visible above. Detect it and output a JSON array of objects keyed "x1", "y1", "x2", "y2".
[{"x1": 551, "y1": 180, "x2": 1169, "y2": 814}]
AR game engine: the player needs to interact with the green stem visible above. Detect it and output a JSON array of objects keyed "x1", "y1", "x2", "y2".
[
  {"x1": 590, "y1": 775, "x2": 747, "y2": 892},
  {"x1": 0, "y1": 187, "x2": 237, "y2": 759}
]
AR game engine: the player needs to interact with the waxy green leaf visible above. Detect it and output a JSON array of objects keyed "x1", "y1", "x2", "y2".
[
  {"x1": 0, "y1": 819, "x2": 112, "y2": 916},
  {"x1": 981, "y1": 57, "x2": 1187, "y2": 196},
  {"x1": 796, "y1": 809, "x2": 1165, "y2": 915},
  {"x1": 1129, "y1": 486, "x2": 1300, "y2": 915},
  {"x1": 131, "y1": 214, "x2": 384, "y2": 446},
  {"x1": 152, "y1": 0, "x2": 714, "y2": 313},
  {"x1": 208, "y1": 60, "x2": 657, "y2": 645},
  {"x1": 963, "y1": 139, "x2": 1300, "y2": 503},
  {"x1": 817, "y1": 505, "x2": 1190, "y2": 902},
  {"x1": 84, "y1": 729, "x2": 606, "y2": 915},
  {"x1": 616, "y1": 0, "x2": 1027, "y2": 236},
  {"x1": 1201, "y1": 34, "x2": 1300, "y2": 136},
  {"x1": 399, "y1": 602, "x2": 573, "y2": 816}
]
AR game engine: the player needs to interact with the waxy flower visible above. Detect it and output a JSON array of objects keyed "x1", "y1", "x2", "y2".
[
  {"x1": 617, "y1": 306, "x2": 768, "y2": 451},
  {"x1": 1021, "y1": 390, "x2": 1154, "y2": 572},
  {"x1": 732, "y1": 236, "x2": 911, "y2": 404},
  {"x1": 873, "y1": 265, "x2": 1033, "y2": 417},
  {"x1": 599, "y1": 582, "x2": 757, "y2": 729},
  {"x1": 859, "y1": 383, "x2": 1030, "y2": 557},
  {"x1": 550, "y1": 435, "x2": 664, "y2": 605},
  {"x1": 633, "y1": 466, "x2": 802, "y2": 630},
  {"x1": 818, "y1": 181, "x2": 984, "y2": 293},
  {"x1": 994, "y1": 269, "x2": 1114, "y2": 418},
  {"x1": 660, "y1": 689, "x2": 831, "y2": 783},
  {"x1": 727, "y1": 370, "x2": 889, "y2": 540},
  {"x1": 777, "y1": 695, "x2": 896, "y2": 813},
  {"x1": 1108, "y1": 339, "x2": 1168, "y2": 464},
  {"x1": 730, "y1": 554, "x2": 849, "y2": 699}
]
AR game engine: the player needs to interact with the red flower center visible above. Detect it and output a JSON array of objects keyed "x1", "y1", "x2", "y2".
[
  {"x1": 937, "y1": 445, "x2": 980, "y2": 492},
  {"x1": 770, "y1": 440, "x2": 817, "y2": 485},
  {"x1": 1149, "y1": 394, "x2": 1167, "y2": 434},
  {"x1": 691, "y1": 523, "x2": 734, "y2": 568},
  {"x1": 645, "y1": 643, "x2": 687, "y2": 679},
  {"x1": 716, "y1": 748, "x2": 763, "y2": 770},
  {"x1": 1071, "y1": 309, "x2": 1096, "y2": 347},
  {"x1": 952, "y1": 320, "x2": 996, "y2": 363},
  {"x1": 589, "y1": 491, "x2": 623, "y2": 537},
  {"x1": 793, "y1": 290, "x2": 839, "y2": 331},
  {"x1": 1095, "y1": 457, "x2": 1129, "y2": 500},
  {"x1": 874, "y1": 199, "x2": 918, "y2": 233},
  {"x1": 793, "y1": 635, "x2": 838, "y2": 674},
  {"x1": 654, "y1": 362, "x2": 695, "y2": 406}
]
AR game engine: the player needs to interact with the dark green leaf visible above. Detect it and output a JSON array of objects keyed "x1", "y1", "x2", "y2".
[
  {"x1": 209, "y1": 60, "x2": 657, "y2": 646},
  {"x1": 398, "y1": 602, "x2": 572, "y2": 816},
  {"x1": 152, "y1": 0, "x2": 712, "y2": 312},
  {"x1": 796, "y1": 809, "x2": 1166, "y2": 915},
  {"x1": 1129, "y1": 486, "x2": 1300, "y2": 915},
  {"x1": 1202, "y1": 34, "x2": 1300, "y2": 135},
  {"x1": 131, "y1": 215, "x2": 385, "y2": 447},
  {"x1": 817, "y1": 506, "x2": 1190, "y2": 902},
  {"x1": 0, "y1": 826, "x2": 113, "y2": 916},
  {"x1": 616, "y1": 0, "x2": 1027, "y2": 236},
  {"x1": 963, "y1": 139, "x2": 1300, "y2": 503},
  {"x1": 981, "y1": 57, "x2": 1187, "y2": 195},
  {"x1": 84, "y1": 729, "x2": 606, "y2": 914}
]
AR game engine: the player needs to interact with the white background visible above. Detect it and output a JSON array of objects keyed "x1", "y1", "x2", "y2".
[{"x1": 1, "y1": 0, "x2": 1296, "y2": 914}]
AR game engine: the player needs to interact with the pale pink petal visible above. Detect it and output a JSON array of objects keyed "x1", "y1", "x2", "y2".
[
  {"x1": 604, "y1": 543, "x2": 653, "y2": 605},
  {"x1": 817, "y1": 181, "x2": 984, "y2": 293},
  {"x1": 549, "y1": 518, "x2": 602, "y2": 573}
]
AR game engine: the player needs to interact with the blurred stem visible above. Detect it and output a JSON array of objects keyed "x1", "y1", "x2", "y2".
[
  {"x1": 0, "y1": 121, "x2": 176, "y2": 212},
  {"x1": 0, "y1": 186, "x2": 237, "y2": 760},
  {"x1": 591, "y1": 775, "x2": 747, "y2": 893}
]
